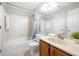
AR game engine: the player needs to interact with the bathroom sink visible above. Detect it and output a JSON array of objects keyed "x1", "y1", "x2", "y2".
[
  {"x1": 48, "y1": 37, "x2": 67, "y2": 45},
  {"x1": 48, "y1": 37, "x2": 77, "y2": 46}
]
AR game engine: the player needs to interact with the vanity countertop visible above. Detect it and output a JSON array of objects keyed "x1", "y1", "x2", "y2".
[{"x1": 39, "y1": 35, "x2": 79, "y2": 56}]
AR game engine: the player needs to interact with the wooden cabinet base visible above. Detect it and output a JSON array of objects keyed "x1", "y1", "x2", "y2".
[
  {"x1": 40, "y1": 40, "x2": 50, "y2": 56},
  {"x1": 50, "y1": 45, "x2": 55, "y2": 56},
  {"x1": 54, "y1": 47, "x2": 70, "y2": 56},
  {"x1": 40, "y1": 40, "x2": 71, "y2": 56}
]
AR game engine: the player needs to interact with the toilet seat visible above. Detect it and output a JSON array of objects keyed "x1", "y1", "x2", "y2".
[{"x1": 28, "y1": 41, "x2": 39, "y2": 47}]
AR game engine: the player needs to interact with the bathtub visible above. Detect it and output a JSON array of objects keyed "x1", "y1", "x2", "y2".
[{"x1": 2, "y1": 37, "x2": 31, "y2": 56}]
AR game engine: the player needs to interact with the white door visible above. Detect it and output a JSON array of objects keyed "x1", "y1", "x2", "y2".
[
  {"x1": 0, "y1": 5, "x2": 6, "y2": 56},
  {"x1": 0, "y1": 6, "x2": 3, "y2": 55}
]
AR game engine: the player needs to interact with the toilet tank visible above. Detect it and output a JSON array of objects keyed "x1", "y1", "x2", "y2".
[{"x1": 34, "y1": 34, "x2": 43, "y2": 42}]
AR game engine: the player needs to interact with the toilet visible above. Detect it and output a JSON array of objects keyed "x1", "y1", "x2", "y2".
[
  {"x1": 28, "y1": 40, "x2": 39, "y2": 50},
  {"x1": 27, "y1": 37, "x2": 39, "y2": 55}
]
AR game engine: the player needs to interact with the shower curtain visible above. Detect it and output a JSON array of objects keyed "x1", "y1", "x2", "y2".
[{"x1": 32, "y1": 13, "x2": 41, "y2": 39}]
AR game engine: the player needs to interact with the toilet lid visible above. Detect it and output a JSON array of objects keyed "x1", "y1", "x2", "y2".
[{"x1": 28, "y1": 41, "x2": 39, "y2": 46}]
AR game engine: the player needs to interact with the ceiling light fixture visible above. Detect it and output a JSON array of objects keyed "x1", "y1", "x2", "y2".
[
  {"x1": 40, "y1": 2, "x2": 58, "y2": 12},
  {"x1": 40, "y1": 3, "x2": 48, "y2": 12},
  {"x1": 48, "y1": 2, "x2": 58, "y2": 10}
]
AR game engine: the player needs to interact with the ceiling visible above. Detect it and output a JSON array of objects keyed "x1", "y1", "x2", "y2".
[
  {"x1": 6, "y1": 2, "x2": 43, "y2": 11},
  {"x1": 38, "y1": 2, "x2": 75, "y2": 13},
  {"x1": 3, "y1": 2, "x2": 79, "y2": 16},
  {"x1": 5, "y1": 2, "x2": 74, "y2": 11}
]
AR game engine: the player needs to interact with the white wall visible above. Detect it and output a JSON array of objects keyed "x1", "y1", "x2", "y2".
[
  {"x1": 41, "y1": 7, "x2": 79, "y2": 35},
  {"x1": 0, "y1": 5, "x2": 6, "y2": 50},
  {"x1": 40, "y1": 12, "x2": 67, "y2": 35},
  {"x1": 40, "y1": 18, "x2": 46, "y2": 32},
  {"x1": 52, "y1": 12, "x2": 67, "y2": 34},
  {"x1": 40, "y1": 17, "x2": 52, "y2": 34},
  {"x1": 67, "y1": 8, "x2": 79, "y2": 34}
]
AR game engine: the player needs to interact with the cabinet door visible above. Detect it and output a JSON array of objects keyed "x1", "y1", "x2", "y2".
[
  {"x1": 40, "y1": 40, "x2": 49, "y2": 56},
  {"x1": 54, "y1": 48, "x2": 70, "y2": 56},
  {"x1": 50, "y1": 45, "x2": 55, "y2": 56}
]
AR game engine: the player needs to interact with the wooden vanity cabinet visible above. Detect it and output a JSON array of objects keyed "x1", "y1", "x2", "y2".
[
  {"x1": 50, "y1": 45, "x2": 70, "y2": 56},
  {"x1": 50, "y1": 45, "x2": 55, "y2": 56},
  {"x1": 54, "y1": 47, "x2": 70, "y2": 56},
  {"x1": 40, "y1": 40, "x2": 50, "y2": 56},
  {"x1": 40, "y1": 40, "x2": 71, "y2": 56}
]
